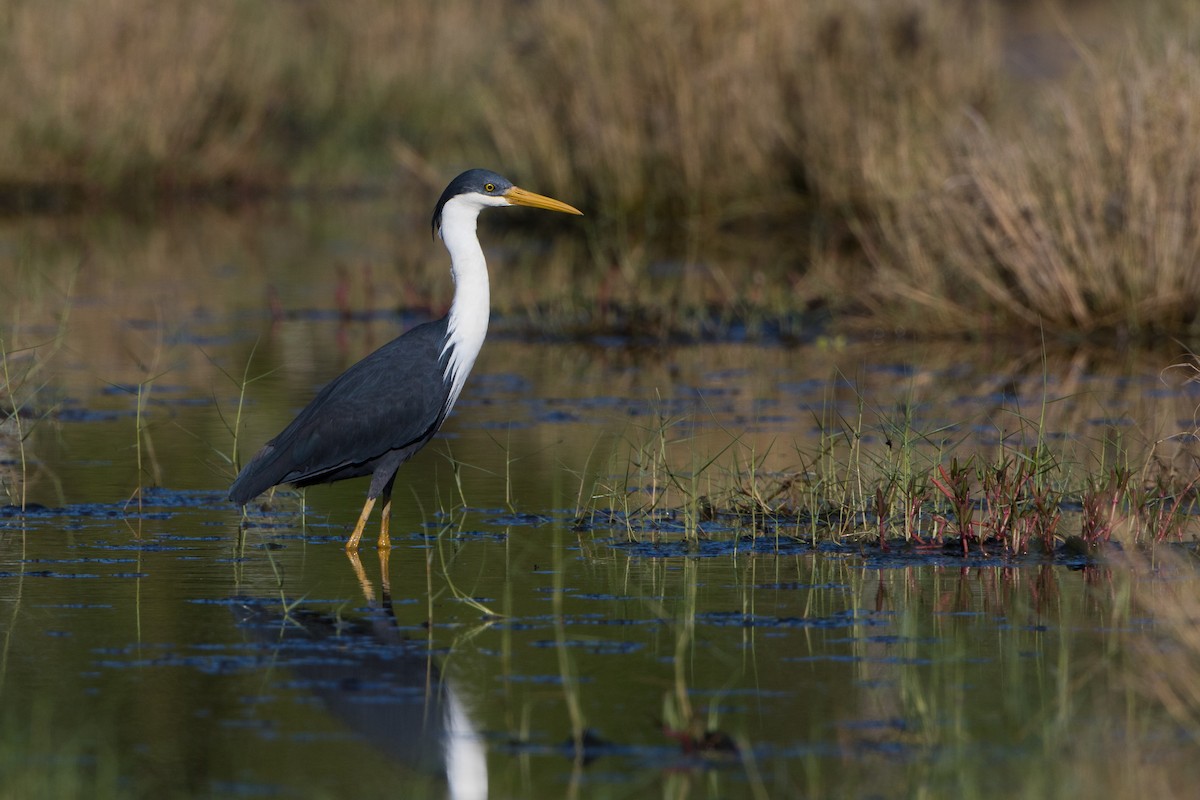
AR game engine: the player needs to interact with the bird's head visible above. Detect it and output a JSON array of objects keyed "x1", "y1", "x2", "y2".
[{"x1": 432, "y1": 168, "x2": 582, "y2": 238}]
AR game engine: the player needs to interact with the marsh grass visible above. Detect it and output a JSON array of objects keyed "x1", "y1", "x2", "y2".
[
  {"x1": 208, "y1": 341, "x2": 268, "y2": 481},
  {"x1": 434, "y1": 521, "x2": 503, "y2": 620},
  {"x1": 863, "y1": 36, "x2": 1200, "y2": 334},
  {"x1": 581, "y1": 363, "x2": 1200, "y2": 553},
  {"x1": 5, "y1": 3, "x2": 1200, "y2": 335},
  {"x1": 579, "y1": 404, "x2": 744, "y2": 544},
  {"x1": 0, "y1": 0, "x2": 996, "y2": 225},
  {"x1": 0, "y1": 298, "x2": 72, "y2": 509},
  {"x1": 0, "y1": 0, "x2": 504, "y2": 195},
  {"x1": 764, "y1": 443, "x2": 1193, "y2": 552},
  {"x1": 0, "y1": 338, "x2": 32, "y2": 510}
]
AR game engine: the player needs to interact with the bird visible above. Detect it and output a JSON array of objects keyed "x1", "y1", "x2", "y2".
[{"x1": 229, "y1": 169, "x2": 582, "y2": 551}]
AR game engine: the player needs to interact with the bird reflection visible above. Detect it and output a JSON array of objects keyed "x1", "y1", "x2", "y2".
[{"x1": 234, "y1": 552, "x2": 487, "y2": 799}]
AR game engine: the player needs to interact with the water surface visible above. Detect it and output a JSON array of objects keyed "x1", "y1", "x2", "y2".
[{"x1": 2, "y1": 206, "x2": 1199, "y2": 798}]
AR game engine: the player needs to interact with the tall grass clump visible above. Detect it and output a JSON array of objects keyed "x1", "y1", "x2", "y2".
[
  {"x1": 485, "y1": 1, "x2": 794, "y2": 239},
  {"x1": 2, "y1": 1, "x2": 287, "y2": 192},
  {"x1": 859, "y1": 27, "x2": 1200, "y2": 335},
  {"x1": 576, "y1": 360, "x2": 1200, "y2": 552},
  {"x1": 7, "y1": 0, "x2": 1200, "y2": 337},
  {"x1": 0, "y1": 0, "x2": 502, "y2": 196},
  {"x1": 483, "y1": 0, "x2": 999, "y2": 241},
  {"x1": 0, "y1": 0, "x2": 1007, "y2": 251},
  {"x1": 780, "y1": 0, "x2": 999, "y2": 215}
]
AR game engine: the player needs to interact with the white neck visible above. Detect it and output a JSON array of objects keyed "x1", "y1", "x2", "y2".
[{"x1": 439, "y1": 196, "x2": 492, "y2": 411}]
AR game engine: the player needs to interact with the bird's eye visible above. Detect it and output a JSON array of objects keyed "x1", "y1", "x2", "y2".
[{"x1": 484, "y1": 183, "x2": 496, "y2": 193}]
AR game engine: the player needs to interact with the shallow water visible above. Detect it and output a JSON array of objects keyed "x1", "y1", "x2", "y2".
[
  {"x1": 3, "y1": 497, "x2": 1193, "y2": 798},
  {"x1": 3, "y1": 206, "x2": 1200, "y2": 798}
]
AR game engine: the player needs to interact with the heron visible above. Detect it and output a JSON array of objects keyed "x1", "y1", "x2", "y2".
[{"x1": 229, "y1": 169, "x2": 582, "y2": 551}]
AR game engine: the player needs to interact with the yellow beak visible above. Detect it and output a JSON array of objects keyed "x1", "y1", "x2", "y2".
[{"x1": 504, "y1": 186, "x2": 583, "y2": 215}]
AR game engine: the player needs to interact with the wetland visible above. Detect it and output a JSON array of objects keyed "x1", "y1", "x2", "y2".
[
  {"x1": 3, "y1": 202, "x2": 1200, "y2": 799},
  {"x1": 6, "y1": 2, "x2": 1200, "y2": 797}
]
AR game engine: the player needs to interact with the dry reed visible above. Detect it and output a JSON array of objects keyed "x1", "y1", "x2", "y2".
[
  {"x1": 861, "y1": 37, "x2": 1200, "y2": 334},
  {"x1": 1, "y1": 1, "x2": 1199, "y2": 335}
]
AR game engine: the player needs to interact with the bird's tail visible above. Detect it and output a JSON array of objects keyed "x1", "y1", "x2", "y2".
[{"x1": 228, "y1": 444, "x2": 281, "y2": 504}]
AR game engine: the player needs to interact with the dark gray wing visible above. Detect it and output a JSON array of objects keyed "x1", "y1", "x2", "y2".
[{"x1": 229, "y1": 318, "x2": 453, "y2": 503}]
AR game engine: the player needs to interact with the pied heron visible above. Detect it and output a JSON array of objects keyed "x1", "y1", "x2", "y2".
[{"x1": 229, "y1": 169, "x2": 582, "y2": 551}]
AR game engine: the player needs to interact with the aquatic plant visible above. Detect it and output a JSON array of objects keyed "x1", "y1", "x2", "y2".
[
  {"x1": 0, "y1": 337, "x2": 31, "y2": 510},
  {"x1": 0, "y1": 277, "x2": 74, "y2": 510},
  {"x1": 579, "y1": 385, "x2": 1200, "y2": 556}
]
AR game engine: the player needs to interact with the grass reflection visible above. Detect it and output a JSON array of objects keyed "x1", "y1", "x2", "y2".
[{"x1": 3, "y1": 496, "x2": 1200, "y2": 797}]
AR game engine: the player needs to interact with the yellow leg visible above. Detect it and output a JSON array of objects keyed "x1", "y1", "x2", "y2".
[
  {"x1": 378, "y1": 493, "x2": 393, "y2": 550},
  {"x1": 345, "y1": 495, "x2": 377, "y2": 552}
]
